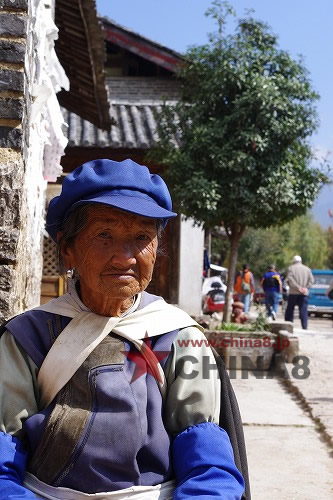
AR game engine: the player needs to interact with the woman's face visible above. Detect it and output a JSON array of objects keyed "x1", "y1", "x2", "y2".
[{"x1": 61, "y1": 205, "x2": 158, "y2": 309}]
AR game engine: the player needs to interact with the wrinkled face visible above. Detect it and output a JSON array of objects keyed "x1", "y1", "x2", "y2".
[{"x1": 61, "y1": 205, "x2": 158, "y2": 302}]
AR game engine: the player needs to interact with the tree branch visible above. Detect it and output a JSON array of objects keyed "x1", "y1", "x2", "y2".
[{"x1": 224, "y1": 222, "x2": 232, "y2": 241}]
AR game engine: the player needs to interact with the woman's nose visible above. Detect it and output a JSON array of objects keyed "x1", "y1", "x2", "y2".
[{"x1": 111, "y1": 241, "x2": 136, "y2": 267}]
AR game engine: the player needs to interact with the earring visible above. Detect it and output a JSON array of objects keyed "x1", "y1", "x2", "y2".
[{"x1": 66, "y1": 268, "x2": 75, "y2": 279}]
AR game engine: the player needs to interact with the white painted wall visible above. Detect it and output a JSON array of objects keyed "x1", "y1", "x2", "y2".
[
  {"x1": 177, "y1": 217, "x2": 204, "y2": 316},
  {"x1": 14, "y1": 0, "x2": 69, "y2": 312}
]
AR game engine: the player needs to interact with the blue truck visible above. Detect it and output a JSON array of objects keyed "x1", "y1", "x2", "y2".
[{"x1": 308, "y1": 269, "x2": 333, "y2": 317}]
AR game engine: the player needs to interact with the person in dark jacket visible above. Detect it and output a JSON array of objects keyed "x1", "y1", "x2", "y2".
[{"x1": 261, "y1": 264, "x2": 282, "y2": 320}]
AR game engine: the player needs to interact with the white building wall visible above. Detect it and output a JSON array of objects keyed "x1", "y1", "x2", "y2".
[
  {"x1": 14, "y1": 0, "x2": 68, "y2": 313},
  {"x1": 177, "y1": 217, "x2": 204, "y2": 316}
]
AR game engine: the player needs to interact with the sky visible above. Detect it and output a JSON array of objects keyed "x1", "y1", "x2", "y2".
[{"x1": 96, "y1": 0, "x2": 333, "y2": 228}]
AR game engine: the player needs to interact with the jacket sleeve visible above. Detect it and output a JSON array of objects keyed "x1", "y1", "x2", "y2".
[
  {"x1": 0, "y1": 331, "x2": 40, "y2": 498},
  {"x1": 172, "y1": 423, "x2": 245, "y2": 500},
  {"x1": 286, "y1": 267, "x2": 299, "y2": 291},
  {"x1": 307, "y1": 270, "x2": 315, "y2": 288},
  {"x1": 0, "y1": 432, "x2": 38, "y2": 499},
  {"x1": 164, "y1": 327, "x2": 245, "y2": 499}
]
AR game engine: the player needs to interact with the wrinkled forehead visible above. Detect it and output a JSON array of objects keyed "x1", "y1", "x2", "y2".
[{"x1": 84, "y1": 204, "x2": 158, "y2": 230}]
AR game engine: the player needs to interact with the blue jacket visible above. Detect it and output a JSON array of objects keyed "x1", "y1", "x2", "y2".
[{"x1": 261, "y1": 271, "x2": 282, "y2": 293}]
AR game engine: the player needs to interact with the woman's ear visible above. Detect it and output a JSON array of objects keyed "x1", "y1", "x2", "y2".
[{"x1": 57, "y1": 232, "x2": 74, "y2": 270}]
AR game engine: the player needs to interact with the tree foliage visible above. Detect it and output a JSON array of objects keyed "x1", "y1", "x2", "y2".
[
  {"x1": 148, "y1": 1, "x2": 329, "y2": 319},
  {"x1": 327, "y1": 228, "x2": 333, "y2": 270},
  {"x1": 327, "y1": 211, "x2": 333, "y2": 269},
  {"x1": 235, "y1": 214, "x2": 329, "y2": 278}
]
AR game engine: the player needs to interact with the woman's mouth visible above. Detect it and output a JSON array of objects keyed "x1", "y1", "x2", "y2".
[{"x1": 103, "y1": 272, "x2": 136, "y2": 280}]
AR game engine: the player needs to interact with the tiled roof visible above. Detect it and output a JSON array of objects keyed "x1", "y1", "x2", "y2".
[
  {"x1": 63, "y1": 77, "x2": 181, "y2": 149},
  {"x1": 62, "y1": 103, "x2": 180, "y2": 149}
]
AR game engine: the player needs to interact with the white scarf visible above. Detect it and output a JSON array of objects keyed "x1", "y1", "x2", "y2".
[
  {"x1": 33, "y1": 289, "x2": 202, "y2": 408},
  {"x1": 24, "y1": 472, "x2": 175, "y2": 499}
]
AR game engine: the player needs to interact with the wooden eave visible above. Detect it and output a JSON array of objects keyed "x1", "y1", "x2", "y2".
[
  {"x1": 101, "y1": 17, "x2": 184, "y2": 73},
  {"x1": 55, "y1": 0, "x2": 112, "y2": 131}
]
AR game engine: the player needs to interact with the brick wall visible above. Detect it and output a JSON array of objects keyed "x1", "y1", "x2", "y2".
[{"x1": 107, "y1": 76, "x2": 180, "y2": 103}]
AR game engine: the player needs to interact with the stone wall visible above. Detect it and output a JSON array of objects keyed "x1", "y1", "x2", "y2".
[
  {"x1": 0, "y1": 0, "x2": 28, "y2": 321},
  {"x1": 0, "y1": 0, "x2": 68, "y2": 321}
]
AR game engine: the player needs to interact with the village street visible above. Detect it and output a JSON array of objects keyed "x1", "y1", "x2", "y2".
[
  {"x1": 231, "y1": 313, "x2": 333, "y2": 499},
  {"x1": 285, "y1": 314, "x2": 333, "y2": 453}
]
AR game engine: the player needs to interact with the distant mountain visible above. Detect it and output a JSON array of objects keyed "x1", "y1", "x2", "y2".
[{"x1": 312, "y1": 184, "x2": 333, "y2": 228}]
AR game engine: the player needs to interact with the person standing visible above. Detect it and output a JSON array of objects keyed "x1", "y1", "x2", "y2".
[
  {"x1": 261, "y1": 264, "x2": 282, "y2": 320},
  {"x1": 284, "y1": 255, "x2": 314, "y2": 330},
  {"x1": 234, "y1": 264, "x2": 255, "y2": 313}
]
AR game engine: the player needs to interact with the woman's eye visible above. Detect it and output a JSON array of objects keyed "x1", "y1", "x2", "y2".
[
  {"x1": 98, "y1": 232, "x2": 111, "y2": 239},
  {"x1": 137, "y1": 234, "x2": 150, "y2": 241}
]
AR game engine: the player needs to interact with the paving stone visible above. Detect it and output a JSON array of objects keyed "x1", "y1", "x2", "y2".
[
  {"x1": 244, "y1": 426, "x2": 333, "y2": 500},
  {"x1": 232, "y1": 374, "x2": 311, "y2": 427},
  {"x1": 269, "y1": 320, "x2": 293, "y2": 334},
  {"x1": 231, "y1": 367, "x2": 333, "y2": 499},
  {"x1": 284, "y1": 320, "x2": 333, "y2": 449},
  {"x1": 277, "y1": 330, "x2": 299, "y2": 362}
]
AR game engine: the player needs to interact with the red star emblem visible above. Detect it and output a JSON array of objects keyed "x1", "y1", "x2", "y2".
[{"x1": 121, "y1": 331, "x2": 170, "y2": 384}]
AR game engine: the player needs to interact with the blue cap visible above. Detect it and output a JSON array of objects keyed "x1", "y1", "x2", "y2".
[{"x1": 46, "y1": 159, "x2": 177, "y2": 241}]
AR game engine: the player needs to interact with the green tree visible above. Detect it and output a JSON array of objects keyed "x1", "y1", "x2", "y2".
[
  {"x1": 285, "y1": 215, "x2": 329, "y2": 269},
  {"x1": 149, "y1": 1, "x2": 328, "y2": 321},
  {"x1": 235, "y1": 214, "x2": 329, "y2": 279},
  {"x1": 327, "y1": 228, "x2": 333, "y2": 269},
  {"x1": 327, "y1": 210, "x2": 333, "y2": 269},
  {"x1": 236, "y1": 226, "x2": 286, "y2": 279}
]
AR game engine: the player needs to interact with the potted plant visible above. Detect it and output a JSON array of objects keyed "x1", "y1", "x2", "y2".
[{"x1": 205, "y1": 308, "x2": 277, "y2": 370}]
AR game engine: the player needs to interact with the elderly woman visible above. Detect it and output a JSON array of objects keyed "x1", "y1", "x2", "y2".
[{"x1": 0, "y1": 159, "x2": 246, "y2": 499}]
